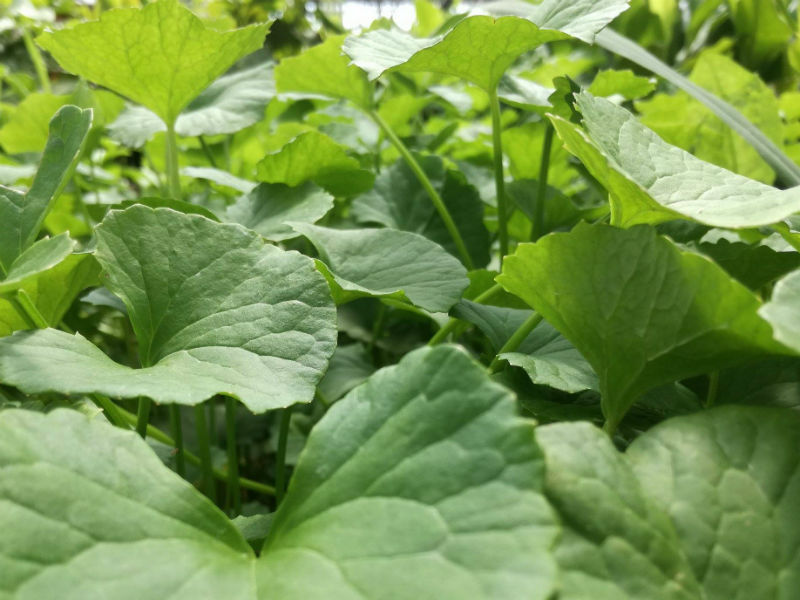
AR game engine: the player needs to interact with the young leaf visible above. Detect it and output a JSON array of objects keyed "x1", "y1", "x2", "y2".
[
  {"x1": 256, "y1": 131, "x2": 374, "y2": 196},
  {"x1": 293, "y1": 223, "x2": 469, "y2": 313},
  {"x1": 551, "y1": 92, "x2": 800, "y2": 228},
  {"x1": 0, "y1": 206, "x2": 337, "y2": 412},
  {"x1": 628, "y1": 406, "x2": 800, "y2": 600},
  {"x1": 258, "y1": 344, "x2": 559, "y2": 599},
  {"x1": 498, "y1": 223, "x2": 789, "y2": 429},
  {"x1": 0, "y1": 105, "x2": 91, "y2": 275},
  {"x1": 274, "y1": 35, "x2": 373, "y2": 110},
  {"x1": 37, "y1": 0, "x2": 269, "y2": 124},
  {"x1": 223, "y1": 182, "x2": 334, "y2": 242},
  {"x1": 759, "y1": 269, "x2": 800, "y2": 354},
  {"x1": 536, "y1": 422, "x2": 701, "y2": 599},
  {"x1": 0, "y1": 234, "x2": 74, "y2": 294},
  {"x1": 0, "y1": 92, "x2": 68, "y2": 154}
]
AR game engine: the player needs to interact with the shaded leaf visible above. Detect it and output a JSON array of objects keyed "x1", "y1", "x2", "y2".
[{"x1": 759, "y1": 269, "x2": 800, "y2": 354}]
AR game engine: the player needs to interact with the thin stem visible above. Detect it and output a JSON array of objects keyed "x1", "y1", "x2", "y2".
[
  {"x1": 369, "y1": 302, "x2": 387, "y2": 352},
  {"x1": 93, "y1": 394, "x2": 130, "y2": 429},
  {"x1": 489, "y1": 313, "x2": 543, "y2": 373},
  {"x1": 21, "y1": 29, "x2": 51, "y2": 93},
  {"x1": 169, "y1": 405, "x2": 185, "y2": 477},
  {"x1": 116, "y1": 405, "x2": 275, "y2": 496},
  {"x1": 135, "y1": 398, "x2": 152, "y2": 438},
  {"x1": 198, "y1": 136, "x2": 218, "y2": 168},
  {"x1": 428, "y1": 283, "x2": 504, "y2": 346},
  {"x1": 225, "y1": 397, "x2": 241, "y2": 515},
  {"x1": 705, "y1": 371, "x2": 720, "y2": 409},
  {"x1": 165, "y1": 122, "x2": 181, "y2": 200},
  {"x1": 10, "y1": 291, "x2": 48, "y2": 328},
  {"x1": 531, "y1": 124, "x2": 554, "y2": 241},
  {"x1": 194, "y1": 404, "x2": 217, "y2": 502},
  {"x1": 368, "y1": 109, "x2": 474, "y2": 270},
  {"x1": 275, "y1": 405, "x2": 293, "y2": 505},
  {"x1": 488, "y1": 87, "x2": 509, "y2": 264}
]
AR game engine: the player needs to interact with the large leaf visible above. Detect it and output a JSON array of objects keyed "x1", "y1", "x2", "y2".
[
  {"x1": 37, "y1": 0, "x2": 269, "y2": 124},
  {"x1": 0, "y1": 207, "x2": 337, "y2": 412},
  {"x1": 0, "y1": 345, "x2": 560, "y2": 599},
  {"x1": 256, "y1": 131, "x2": 374, "y2": 197},
  {"x1": 0, "y1": 105, "x2": 91, "y2": 275},
  {"x1": 551, "y1": 92, "x2": 800, "y2": 228},
  {"x1": 274, "y1": 35, "x2": 373, "y2": 110},
  {"x1": 536, "y1": 422, "x2": 701, "y2": 599},
  {"x1": 108, "y1": 62, "x2": 275, "y2": 146},
  {"x1": 353, "y1": 156, "x2": 490, "y2": 267},
  {"x1": 344, "y1": 0, "x2": 629, "y2": 90},
  {"x1": 759, "y1": 269, "x2": 800, "y2": 354},
  {"x1": 628, "y1": 406, "x2": 800, "y2": 600},
  {"x1": 223, "y1": 182, "x2": 333, "y2": 242},
  {"x1": 258, "y1": 344, "x2": 559, "y2": 599},
  {"x1": 498, "y1": 223, "x2": 788, "y2": 429},
  {"x1": 0, "y1": 409, "x2": 256, "y2": 599},
  {"x1": 293, "y1": 223, "x2": 469, "y2": 313}
]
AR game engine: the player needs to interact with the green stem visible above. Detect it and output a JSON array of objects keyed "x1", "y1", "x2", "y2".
[
  {"x1": 225, "y1": 397, "x2": 241, "y2": 514},
  {"x1": 21, "y1": 29, "x2": 50, "y2": 93},
  {"x1": 194, "y1": 404, "x2": 217, "y2": 502},
  {"x1": 429, "y1": 283, "x2": 504, "y2": 346},
  {"x1": 169, "y1": 405, "x2": 185, "y2": 477},
  {"x1": 368, "y1": 110, "x2": 474, "y2": 270},
  {"x1": 198, "y1": 136, "x2": 218, "y2": 168},
  {"x1": 275, "y1": 405, "x2": 293, "y2": 505},
  {"x1": 531, "y1": 124, "x2": 554, "y2": 241},
  {"x1": 705, "y1": 371, "x2": 720, "y2": 409},
  {"x1": 94, "y1": 394, "x2": 130, "y2": 429},
  {"x1": 165, "y1": 122, "x2": 181, "y2": 200},
  {"x1": 489, "y1": 312, "x2": 543, "y2": 373},
  {"x1": 602, "y1": 414, "x2": 621, "y2": 437},
  {"x1": 116, "y1": 405, "x2": 275, "y2": 496},
  {"x1": 488, "y1": 87, "x2": 509, "y2": 264},
  {"x1": 11, "y1": 290, "x2": 49, "y2": 328},
  {"x1": 135, "y1": 398, "x2": 152, "y2": 438}
]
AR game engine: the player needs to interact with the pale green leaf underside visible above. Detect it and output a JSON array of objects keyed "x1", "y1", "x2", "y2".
[
  {"x1": 293, "y1": 223, "x2": 469, "y2": 313},
  {"x1": 343, "y1": 0, "x2": 628, "y2": 90},
  {"x1": 498, "y1": 223, "x2": 788, "y2": 427},
  {"x1": 0, "y1": 206, "x2": 337, "y2": 412},
  {"x1": 223, "y1": 182, "x2": 333, "y2": 242},
  {"x1": 759, "y1": 269, "x2": 800, "y2": 353},
  {"x1": 628, "y1": 406, "x2": 800, "y2": 600},
  {"x1": 552, "y1": 93, "x2": 800, "y2": 228},
  {"x1": 0, "y1": 105, "x2": 91, "y2": 274},
  {"x1": 37, "y1": 0, "x2": 269, "y2": 123}
]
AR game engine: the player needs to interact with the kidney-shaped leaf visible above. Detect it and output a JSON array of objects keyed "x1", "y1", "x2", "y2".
[
  {"x1": 257, "y1": 344, "x2": 559, "y2": 599},
  {"x1": 498, "y1": 223, "x2": 789, "y2": 429},
  {"x1": 37, "y1": 0, "x2": 269, "y2": 124},
  {"x1": 627, "y1": 406, "x2": 800, "y2": 600},
  {"x1": 293, "y1": 223, "x2": 469, "y2": 313},
  {"x1": 0, "y1": 206, "x2": 337, "y2": 412},
  {"x1": 551, "y1": 92, "x2": 800, "y2": 228}
]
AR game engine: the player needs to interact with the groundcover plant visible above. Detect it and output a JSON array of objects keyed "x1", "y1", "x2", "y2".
[{"x1": 1, "y1": 0, "x2": 799, "y2": 597}]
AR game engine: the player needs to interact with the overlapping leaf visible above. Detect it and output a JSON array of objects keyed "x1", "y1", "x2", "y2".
[{"x1": 759, "y1": 269, "x2": 800, "y2": 353}]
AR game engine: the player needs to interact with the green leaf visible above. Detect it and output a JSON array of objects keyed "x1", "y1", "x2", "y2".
[
  {"x1": 223, "y1": 182, "x2": 334, "y2": 242},
  {"x1": 108, "y1": 62, "x2": 275, "y2": 146},
  {"x1": 256, "y1": 131, "x2": 374, "y2": 197},
  {"x1": 274, "y1": 35, "x2": 373, "y2": 110},
  {"x1": 551, "y1": 92, "x2": 800, "y2": 228},
  {"x1": 353, "y1": 156, "x2": 490, "y2": 267},
  {"x1": 0, "y1": 234, "x2": 74, "y2": 294},
  {"x1": 318, "y1": 343, "x2": 375, "y2": 403},
  {"x1": 627, "y1": 406, "x2": 800, "y2": 600},
  {"x1": 343, "y1": 0, "x2": 628, "y2": 90},
  {"x1": 182, "y1": 167, "x2": 257, "y2": 194},
  {"x1": 37, "y1": 0, "x2": 269, "y2": 124},
  {"x1": 498, "y1": 223, "x2": 788, "y2": 428},
  {"x1": 293, "y1": 223, "x2": 469, "y2": 313},
  {"x1": 588, "y1": 68, "x2": 655, "y2": 100},
  {"x1": 694, "y1": 239, "x2": 800, "y2": 291},
  {"x1": 0, "y1": 206, "x2": 337, "y2": 412},
  {"x1": 0, "y1": 105, "x2": 92, "y2": 274},
  {"x1": 0, "y1": 93, "x2": 68, "y2": 154},
  {"x1": 258, "y1": 344, "x2": 559, "y2": 599},
  {"x1": 0, "y1": 409, "x2": 255, "y2": 599},
  {"x1": 535, "y1": 422, "x2": 701, "y2": 599},
  {"x1": 759, "y1": 269, "x2": 800, "y2": 354}
]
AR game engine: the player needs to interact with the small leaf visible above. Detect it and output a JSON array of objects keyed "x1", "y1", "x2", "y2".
[
  {"x1": 318, "y1": 343, "x2": 375, "y2": 403},
  {"x1": 293, "y1": 223, "x2": 469, "y2": 313},
  {"x1": 0, "y1": 234, "x2": 74, "y2": 294},
  {"x1": 588, "y1": 68, "x2": 655, "y2": 100},
  {"x1": 759, "y1": 269, "x2": 800, "y2": 354},
  {"x1": 223, "y1": 182, "x2": 334, "y2": 242},
  {"x1": 0, "y1": 92, "x2": 68, "y2": 154},
  {"x1": 37, "y1": 0, "x2": 269, "y2": 124},
  {"x1": 0, "y1": 207, "x2": 337, "y2": 412},
  {"x1": 498, "y1": 223, "x2": 788, "y2": 428}
]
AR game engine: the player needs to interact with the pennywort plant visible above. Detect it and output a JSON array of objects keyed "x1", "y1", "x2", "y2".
[{"x1": 1, "y1": 0, "x2": 800, "y2": 598}]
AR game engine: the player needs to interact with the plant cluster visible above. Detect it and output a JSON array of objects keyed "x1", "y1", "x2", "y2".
[{"x1": 0, "y1": 0, "x2": 799, "y2": 598}]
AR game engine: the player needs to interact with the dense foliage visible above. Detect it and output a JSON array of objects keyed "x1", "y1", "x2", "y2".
[{"x1": 1, "y1": 0, "x2": 799, "y2": 598}]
